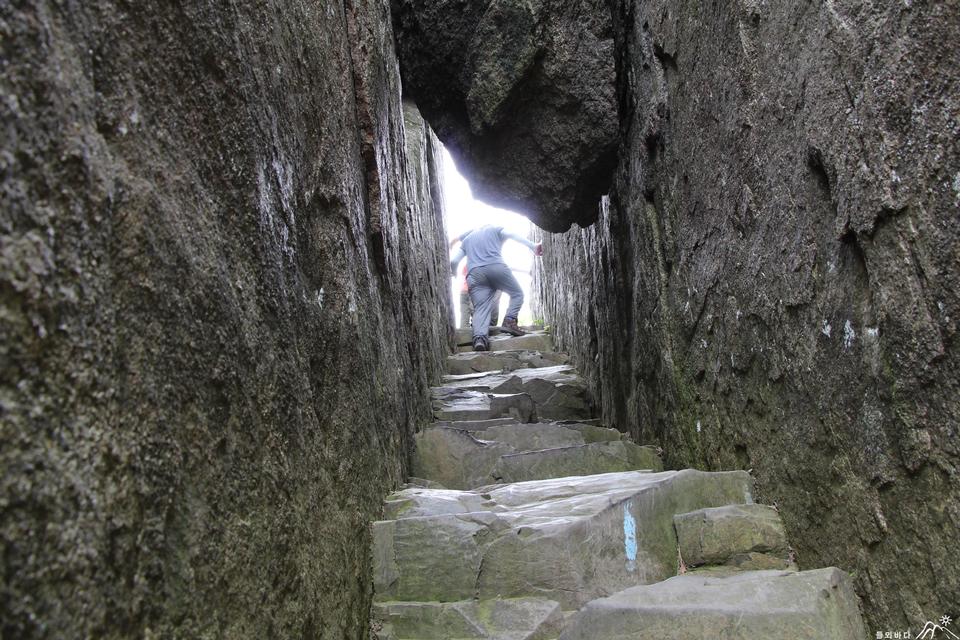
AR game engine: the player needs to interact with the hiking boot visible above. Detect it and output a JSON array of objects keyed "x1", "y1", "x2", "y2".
[
  {"x1": 500, "y1": 317, "x2": 525, "y2": 337},
  {"x1": 473, "y1": 335, "x2": 489, "y2": 351}
]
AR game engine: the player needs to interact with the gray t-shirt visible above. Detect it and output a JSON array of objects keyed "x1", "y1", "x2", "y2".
[
  {"x1": 460, "y1": 225, "x2": 508, "y2": 270},
  {"x1": 449, "y1": 225, "x2": 536, "y2": 275}
]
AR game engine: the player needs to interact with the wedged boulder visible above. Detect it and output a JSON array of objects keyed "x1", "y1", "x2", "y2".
[
  {"x1": 446, "y1": 350, "x2": 569, "y2": 375},
  {"x1": 392, "y1": 0, "x2": 617, "y2": 231},
  {"x1": 373, "y1": 597, "x2": 564, "y2": 640},
  {"x1": 373, "y1": 470, "x2": 753, "y2": 608},
  {"x1": 491, "y1": 441, "x2": 662, "y2": 484},
  {"x1": 559, "y1": 568, "x2": 867, "y2": 639},
  {"x1": 674, "y1": 504, "x2": 791, "y2": 570},
  {"x1": 411, "y1": 428, "x2": 513, "y2": 490},
  {"x1": 431, "y1": 387, "x2": 537, "y2": 422}
]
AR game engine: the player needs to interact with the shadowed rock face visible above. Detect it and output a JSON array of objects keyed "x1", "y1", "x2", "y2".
[
  {"x1": 535, "y1": 0, "x2": 960, "y2": 632},
  {"x1": 391, "y1": 0, "x2": 619, "y2": 231},
  {"x1": 1, "y1": 1, "x2": 451, "y2": 637}
]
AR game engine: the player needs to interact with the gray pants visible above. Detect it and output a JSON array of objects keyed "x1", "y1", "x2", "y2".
[
  {"x1": 467, "y1": 263, "x2": 523, "y2": 338},
  {"x1": 461, "y1": 290, "x2": 502, "y2": 328}
]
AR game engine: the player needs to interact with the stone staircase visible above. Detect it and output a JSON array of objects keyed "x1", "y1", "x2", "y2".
[{"x1": 372, "y1": 330, "x2": 867, "y2": 639}]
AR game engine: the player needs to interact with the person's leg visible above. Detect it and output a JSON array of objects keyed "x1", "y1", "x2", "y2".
[
  {"x1": 489, "y1": 291, "x2": 502, "y2": 327},
  {"x1": 459, "y1": 291, "x2": 471, "y2": 329},
  {"x1": 490, "y1": 265, "x2": 524, "y2": 321},
  {"x1": 467, "y1": 267, "x2": 497, "y2": 340}
]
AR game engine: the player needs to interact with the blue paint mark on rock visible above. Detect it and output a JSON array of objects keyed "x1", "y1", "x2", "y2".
[{"x1": 623, "y1": 500, "x2": 637, "y2": 572}]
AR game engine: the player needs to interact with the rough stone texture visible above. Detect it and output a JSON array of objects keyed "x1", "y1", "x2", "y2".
[
  {"x1": 0, "y1": 2, "x2": 451, "y2": 638},
  {"x1": 431, "y1": 388, "x2": 538, "y2": 423},
  {"x1": 560, "y1": 568, "x2": 867, "y2": 640},
  {"x1": 412, "y1": 423, "x2": 658, "y2": 489},
  {"x1": 491, "y1": 441, "x2": 662, "y2": 483},
  {"x1": 411, "y1": 427, "x2": 514, "y2": 490},
  {"x1": 391, "y1": 0, "x2": 618, "y2": 231},
  {"x1": 674, "y1": 504, "x2": 789, "y2": 569},
  {"x1": 445, "y1": 349, "x2": 569, "y2": 375},
  {"x1": 373, "y1": 469, "x2": 753, "y2": 609},
  {"x1": 374, "y1": 597, "x2": 564, "y2": 640},
  {"x1": 440, "y1": 365, "x2": 591, "y2": 421},
  {"x1": 535, "y1": 0, "x2": 960, "y2": 630}
]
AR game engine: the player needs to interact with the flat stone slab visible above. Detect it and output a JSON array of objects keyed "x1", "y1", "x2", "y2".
[
  {"x1": 431, "y1": 419, "x2": 617, "y2": 441},
  {"x1": 674, "y1": 504, "x2": 790, "y2": 570},
  {"x1": 431, "y1": 388, "x2": 537, "y2": 422},
  {"x1": 481, "y1": 422, "x2": 595, "y2": 450},
  {"x1": 559, "y1": 568, "x2": 867, "y2": 639},
  {"x1": 432, "y1": 417, "x2": 523, "y2": 431},
  {"x1": 457, "y1": 331, "x2": 555, "y2": 353},
  {"x1": 412, "y1": 428, "x2": 514, "y2": 490},
  {"x1": 446, "y1": 350, "x2": 569, "y2": 375},
  {"x1": 374, "y1": 597, "x2": 564, "y2": 640},
  {"x1": 412, "y1": 425, "x2": 660, "y2": 489},
  {"x1": 374, "y1": 469, "x2": 753, "y2": 609},
  {"x1": 492, "y1": 441, "x2": 663, "y2": 483},
  {"x1": 438, "y1": 365, "x2": 590, "y2": 421}
]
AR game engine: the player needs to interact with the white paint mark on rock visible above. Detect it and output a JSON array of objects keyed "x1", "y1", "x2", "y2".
[
  {"x1": 623, "y1": 502, "x2": 637, "y2": 572},
  {"x1": 821, "y1": 320, "x2": 832, "y2": 338},
  {"x1": 317, "y1": 287, "x2": 325, "y2": 309},
  {"x1": 696, "y1": 420, "x2": 702, "y2": 433},
  {"x1": 843, "y1": 320, "x2": 856, "y2": 349}
]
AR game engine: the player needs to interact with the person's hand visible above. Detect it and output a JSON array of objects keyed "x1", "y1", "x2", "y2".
[{"x1": 534, "y1": 243, "x2": 544, "y2": 257}]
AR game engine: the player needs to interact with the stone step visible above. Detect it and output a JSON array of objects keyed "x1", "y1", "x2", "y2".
[
  {"x1": 411, "y1": 425, "x2": 662, "y2": 489},
  {"x1": 431, "y1": 388, "x2": 538, "y2": 423},
  {"x1": 432, "y1": 417, "x2": 606, "y2": 434},
  {"x1": 493, "y1": 441, "x2": 662, "y2": 484},
  {"x1": 456, "y1": 331, "x2": 555, "y2": 353},
  {"x1": 558, "y1": 568, "x2": 867, "y2": 639},
  {"x1": 434, "y1": 365, "x2": 590, "y2": 421},
  {"x1": 467, "y1": 420, "x2": 624, "y2": 450},
  {"x1": 374, "y1": 597, "x2": 564, "y2": 640},
  {"x1": 373, "y1": 469, "x2": 753, "y2": 610},
  {"x1": 674, "y1": 504, "x2": 793, "y2": 572},
  {"x1": 446, "y1": 349, "x2": 569, "y2": 375}
]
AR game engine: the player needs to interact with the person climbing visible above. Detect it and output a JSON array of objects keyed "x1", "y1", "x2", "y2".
[{"x1": 449, "y1": 224, "x2": 544, "y2": 351}]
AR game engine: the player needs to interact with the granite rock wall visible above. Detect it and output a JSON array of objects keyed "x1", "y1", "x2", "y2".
[
  {"x1": 0, "y1": 1, "x2": 451, "y2": 637},
  {"x1": 536, "y1": 0, "x2": 959, "y2": 631}
]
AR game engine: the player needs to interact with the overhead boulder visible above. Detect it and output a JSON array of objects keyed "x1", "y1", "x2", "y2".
[{"x1": 391, "y1": 0, "x2": 618, "y2": 231}]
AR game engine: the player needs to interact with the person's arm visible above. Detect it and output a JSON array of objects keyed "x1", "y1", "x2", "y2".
[
  {"x1": 449, "y1": 229, "x2": 473, "y2": 250},
  {"x1": 502, "y1": 231, "x2": 544, "y2": 256},
  {"x1": 449, "y1": 246, "x2": 466, "y2": 276}
]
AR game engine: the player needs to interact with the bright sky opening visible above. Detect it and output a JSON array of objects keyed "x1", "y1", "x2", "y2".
[{"x1": 440, "y1": 146, "x2": 536, "y2": 326}]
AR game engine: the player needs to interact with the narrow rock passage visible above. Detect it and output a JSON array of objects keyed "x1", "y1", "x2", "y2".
[{"x1": 372, "y1": 330, "x2": 868, "y2": 639}]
